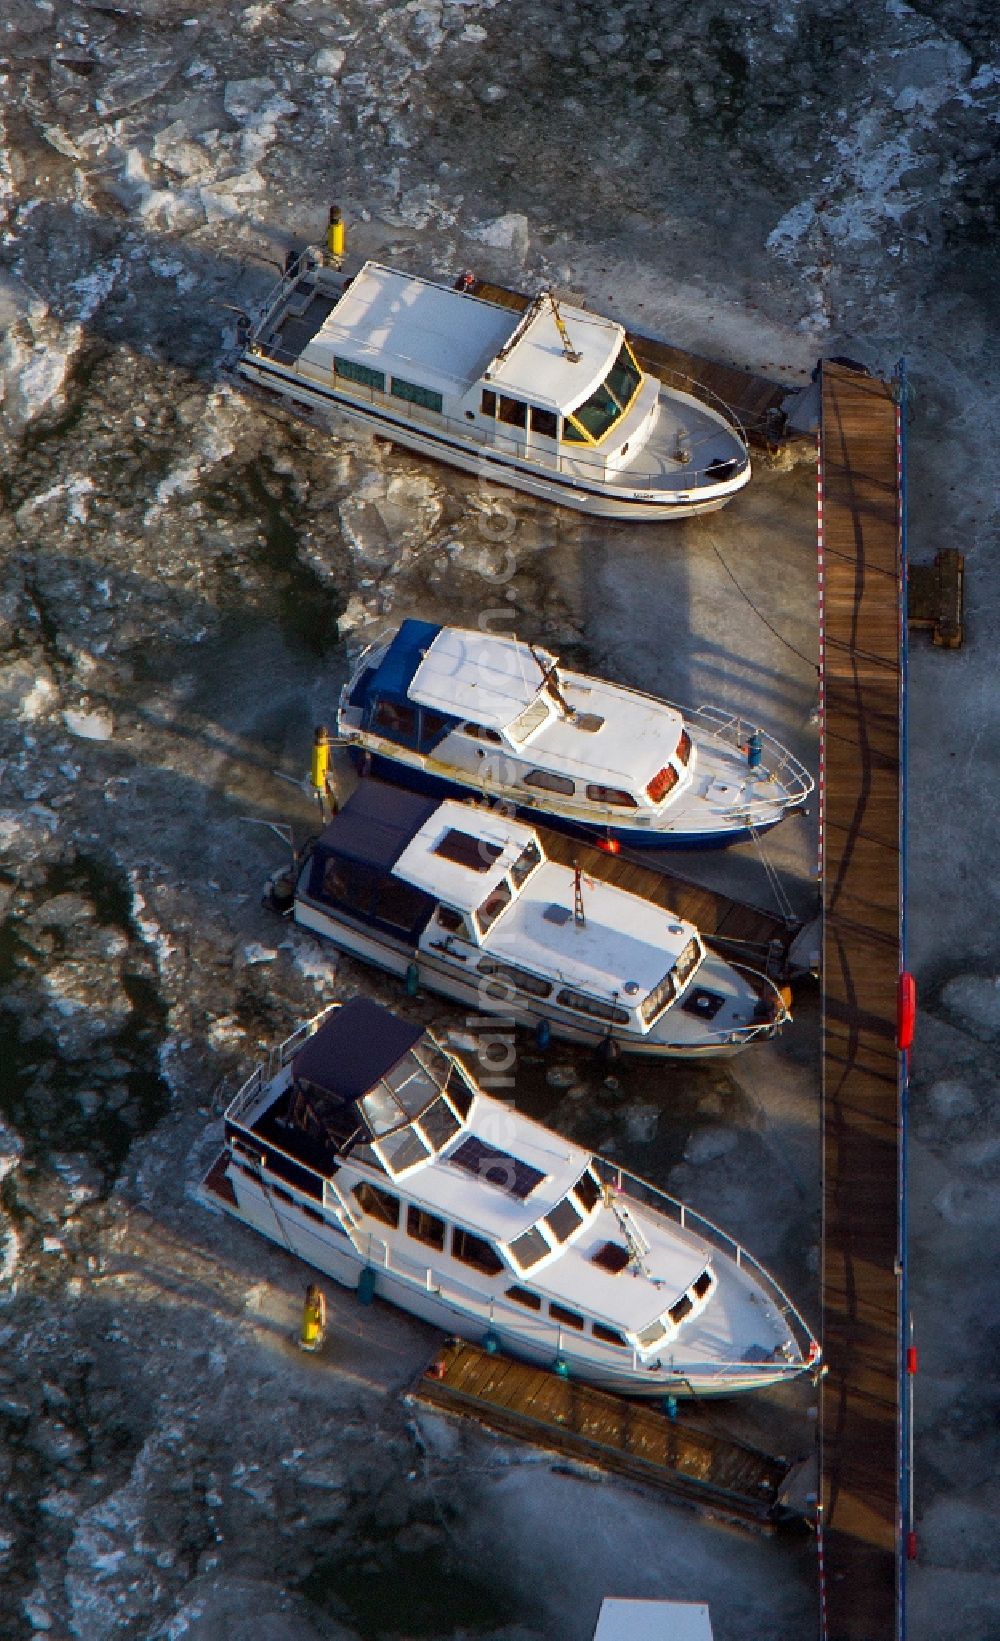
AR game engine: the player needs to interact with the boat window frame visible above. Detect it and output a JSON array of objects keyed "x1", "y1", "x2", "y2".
[
  {"x1": 592, "y1": 1320, "x2": 628, "y2": 1348},
  {"x1": 522, "y1": 768, "x2": 575, "y2": 797},
  {"x1": 555, "y1": 987, "x2": 631, "y2": 1027},
  {"x1": 545, "y1": 1195, "x2": 583, "y2": 1244},
  {"x1": 474, "y1": 878, "x2": 513, "y2": 937},
  {"x1": 529, "y1": 405, "x2": 559, "y2": 440},
  {"x1": 497, "y1": 394, "x2": 528, "y2": 429},
  {"x1": 562, "y1": 340, "x2": 645, "y2": 448},
  {"x1": 335, "y1": 356, "x2": 386, "y2": 393},
  {"x1": 390, "y1": 376, "x2": 443, "y2": 415},
  {"x1": 507, "y1": 1224, "x2": 552, "y2": 1272},
  {"x1": 505, "y1": 696, "x2": 553, "y2": 747},
  {"x1": 406, "y1": 1204, "x2": 446, "y2": 1250},
  {"x1": 353, "y1": 1179, "x2": 400, "y2": 1228},
  {"x1": 585, "y1": 783, "x2": 638, "y2": 809},
  {"x1": 435, "y1": 905, "x2": 475, "y2": 941},
  {"x1": 451, "y1": 1225, "x2": 505, "y2": 1276}
]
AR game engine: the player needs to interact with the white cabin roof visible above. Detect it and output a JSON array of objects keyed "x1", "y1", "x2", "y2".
[
  {"x1": 393, "y1": 799, "x2": 541, "y2": 911},
  {"x1": 593, "y1": 1601, "x2": 714, "y2": 1641},
  {"x1": 484, "y1": 297, "x2": 624, "y2": 413},
  {"x1": 409, "y1": 628, "x2": 557, "y2": 732},
  {"x1": 299, "y1": 261, "x2": 516, "y2": 397},
  {"x1": 485, "y1": 863, "x2": 695, "y2": 1001}
]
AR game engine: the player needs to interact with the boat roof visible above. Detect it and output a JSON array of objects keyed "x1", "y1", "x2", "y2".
[
  {"x1": 393, "y1": 799, "x2": 541, "y2": 911},
  {"x1": 409, "y1": 627, "x2": 556, "y2": 731},
  {"x1": 291, "y1": 997, "x2": 425, "y2": 1104},
  {"x1": 299, "y1": 261, "x2": 517, "y2": 398},
  {"x1": 484, "y1": 862, "x2": 696, "y2": 998},
  {"x1": 484, "y1": 295, "x2": 624, "y2": 414},
  {"x1": 311, "y1": 778, "x2": 440, "y2": 874},
  {"x1": 593, "y1": 1601, "x2": 714, "y2": 1641}
]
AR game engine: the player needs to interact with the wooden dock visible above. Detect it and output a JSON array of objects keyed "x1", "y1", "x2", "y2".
[
  {"x1": 818, "y1": 361, "x2": 904, "y2": 1639},
  {"x1": 414, "y1": 1339, "x2": 794, "y2": 1528},
  {"x1": 469, "y1": 278, "x2": 797, "y2": 447}
]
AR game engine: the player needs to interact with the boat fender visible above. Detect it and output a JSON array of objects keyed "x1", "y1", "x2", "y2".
[
  {"x1": 535, "y1": 1019, "x2": 552, "y2": 1050},
  {"x1": 406, "y1": 961, "x2": 420, "y2": 997},
  {"x1": 897, "y1": 971, "x2": 917, "y2": 1051},
  {"x1": 553, "y1": 1355, "x2": 569, "y2": 1379},
  {"x1": 357, "y1": 1266, "x2": 376, "y2": 1307},
  {"x1": 483, "y1": 1330, "x2": 500, "y2": 1355},
  {"x1": 310, "y1": 725, "x2": 331, "y2": 794},
  {"x1": 426, "y1": 1356, "x2": 448, "y2": 1380},
  {"x1": 746, "y1": 730, "x2": 763, "y2": 769},
  {"x1": 597, "y1": 835, "x2": 621, "y2": 855},
  {"x1": 598, "y1": 1035, "x2": 621, "y2": 1065},
  {"x1": 326, "y1": 206, "x2": 345, "y2": 263},
  {"x1": 662, "y1": 1394, "x2": 678, "y2": 1421}
]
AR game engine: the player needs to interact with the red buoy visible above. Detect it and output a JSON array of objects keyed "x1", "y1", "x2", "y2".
[
  {"x1": 906, "y1": 1530, "x2": 918, "y2": 1561},
  {"x1": 598, "y1": 836, "x2": 621, "y2": 855},
  {"x1": 906, "y1": 1345, "x2": 918, "y2": 1375},
  {"x1": 897, "y1": 971, "x2": 917, "y2": 1051}
]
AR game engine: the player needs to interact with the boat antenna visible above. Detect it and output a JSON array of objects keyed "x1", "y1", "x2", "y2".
[
  {"x1": 573, "y1": 861, "x2": 586, "y2": 927},
  {"x1": 528, "y1": 642, "x2": 573, "y2": 719},
  {"x1": 544, "y1": 290, "x2": 581, "y2": 363}
]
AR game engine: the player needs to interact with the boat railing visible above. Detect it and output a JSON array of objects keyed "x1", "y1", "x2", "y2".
[
  {"x1": 237, "y1": 339, "x2": 751, "y2": 494},
  {"x1": 649, "y1": 364, "x2": 750, "y2": 450},
  {"x1": 590, "y1": 1157, "x2": 819, "y2": 1366},
  {"x1": 670, "y1": 701, "x2": 815, "y2": 808},
  {"x1": 224, "y1": 1003, "x2": 341, "y2": 1125}
]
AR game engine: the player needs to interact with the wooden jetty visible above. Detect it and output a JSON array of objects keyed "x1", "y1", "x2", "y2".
[
  {"x1": 414, "y1": 1339, "x2": 794, "y2": 1528},
  {"x1": 818, "y1": 360, "x2": 905, "y2": 1640}
]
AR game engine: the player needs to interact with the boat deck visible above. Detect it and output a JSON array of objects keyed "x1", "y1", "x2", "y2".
[
  {"x1": 468, "y1": 278, "x2": 796, "y2": 447},
  {"x1": 518, "y1": 824, "x2": 804, "y2": 975},
  {"x1": 818, "y1": 361, "x2": 905, "y2": 1639},
  {"x1": 413, "y1": 1338, "x2": 794, "y2": 1527}
]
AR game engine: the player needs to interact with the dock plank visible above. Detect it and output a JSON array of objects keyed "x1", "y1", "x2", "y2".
[{"x1": 819, "y1": 362, "x2": 903, "y2": 1640}]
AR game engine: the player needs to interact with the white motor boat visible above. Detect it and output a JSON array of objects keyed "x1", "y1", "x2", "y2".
[
  {"x1": 337, "y1": 621, "x2": 814, "y2": 849},
  {"x1": 287, "y1": 778, "x2": 790, "y2": 1059},
  {"x1": 203, "y1": 996, "x2": 819, "y2": 1398},
  {"x1": 233, "y1": 256, "x2": 750, "y2": 520}
]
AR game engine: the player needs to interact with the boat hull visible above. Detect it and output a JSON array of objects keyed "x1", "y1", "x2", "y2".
[
  {"x1": 236, "y1": 355, "x2": 745, "y2": 521},
  {"x1": 348, "y1": 745, "x2": 786, "y2": 850},
  {"x1": 208, "y1": 1162, "x2": 799, "y2": 1399}
]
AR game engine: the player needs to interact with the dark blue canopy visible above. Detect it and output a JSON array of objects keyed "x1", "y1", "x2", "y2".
[
  {"x1": 312, "y1": 778, "x2": 438, "y2": 873},
  {"x1": 349, "y1": 619, "x2": 441, "y2": 712},
  {"x1": 292, "y1": 996, "x2": 425, "y2": 1103}
]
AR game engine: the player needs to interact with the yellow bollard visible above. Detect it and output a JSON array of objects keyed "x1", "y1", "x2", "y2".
[
  {"x1": 326, "y1": 206, "x2": 345, "y2": 264},
  {"x1": 310, "y1": 724, "x2": 331, "y2": 792},
  {"x1": 299, "y1": 1283, "x2": 327, "y2": 1352}
]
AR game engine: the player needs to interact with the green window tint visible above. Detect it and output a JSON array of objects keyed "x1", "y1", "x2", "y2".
[
  {"x1": 571, "y1": 380, "x2": 622, "y2": 441},
  {"x1": 335, "y1": 357, "x2": 385, "y2": 391},
  {"x1": 562, "y1": 417, "x2": 588, "y2": 443},
  {"x1": 391, "y1": 377, "x2": 443, "y2": 414},
  {"x1": 605, "y1": 343, "x2": 642, "y2": 414}
]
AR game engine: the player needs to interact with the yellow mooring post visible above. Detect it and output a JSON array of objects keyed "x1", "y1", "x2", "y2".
[
  {"x1": 310, "y1": 724, "x2": 331, "y2": 820},
  {"x1": 326, "y1": 206, "x2": 345, "y2": 265},
  {"x1": 299, "y1": 1283, "x2": 327, "y2": 1352}
]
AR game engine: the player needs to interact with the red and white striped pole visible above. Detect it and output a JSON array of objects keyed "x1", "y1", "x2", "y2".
[{"x1": 816, "y1": 430, "x2": 826, "y2": 882}]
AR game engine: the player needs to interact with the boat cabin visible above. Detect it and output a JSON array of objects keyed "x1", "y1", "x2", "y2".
[
  {"x1": 293, "y1": 261, "x2": 660, "y2": 473},
  {"x1": 342, "y1": 621, "x2": 697, "y2": 817}
]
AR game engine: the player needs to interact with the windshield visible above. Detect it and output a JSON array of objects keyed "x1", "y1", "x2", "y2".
[
  {"x1": 567, "y1": 343, "x2": 644, "y2": 443},
  {"x1": 506, "y1": 695, "x2": 551, "y2": 746},
  {"x1": 510, "y1": 839, "x2": 543, "y2": 888},
  {"x1": 673, "y1": 937, "x2": 703, "y2": 992}
]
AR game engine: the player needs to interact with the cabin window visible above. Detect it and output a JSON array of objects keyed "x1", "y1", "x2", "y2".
[
  {"x1": 676, "y1": 729, "x2": 693, "y2": 767},
  {"x1": 497, "y1": 395, "x2": 527, "y2": 428},
  {"x1": 478, "y1": 959, "x2": 553, "y2": 1001},
  {"x1": 507, "y1": 698, "x2": 552, "y2": 745},
  {"x1": 545, "y1": 1196, "x2": 583, "y2": 1244},
  {"x1": 549, "y1": 1302, "x2": 585, "y2": 1331},
  {"x1": 420, "y1": 710, "x2": 451, "y2": 742},
  {"x1": 529, "y1": 405, "x2": 558, "y2": 439},
  {"x1": 391, "y1": 377, "x2": 443, "y2": 414},
  {"x1": 335, "y1": 357, "x2": 385, "y2": 392},
  {"x1": 585, "y1": 784, "x2": 638, "y2": 809},
  {"x1": 353, "y1": 1180, "x2": 400, "y2": 1227},
  {"x1": 510, "y1": 840, "x2": 543, "y2": 888},
  {"x1": 318, "y1": 857, "x2": 378, "y2": 916},
  {"x1": 570, "y1": 379, "x2": 620, "y2": 442},
  {"x1": 637, "y1": 1318, "x2": 667, "y2": 1349},
  {"x1": 449, "y1": 1078, "x2": 474, "y2": 1120},
  {"x1": 693, "y1": 1269, "x2": 713, "y2": 1299},
  {"x1": 605, "y1": 342, "x2": 643, "y2": 416},
  {"x1": 419, "y1": 1097, "x2": 462, "y2": 1151},
  {"x1": 523, "y1": 769, "x2": 575, "y2": 796},
  {"x1": 436, "y1": 905, "x2": 472, "y2": 938},
  {"x1": 378, "y1": 1125, "x2": 430, "y2": 1175},
  {"x1": 433, "y1": 829, "x2": 503, "y2": 872},
  {"x1": 461, "y1": 721, "x2": 503, "y2": 745},
  {"x1": 481, "y1": 389, "x2": 497, "y2": 417},
  {"x1": 373, "y1": 699, "x2": 417, "y2": 740},
  {"x1": 639, "y1": 970, "x2": 677, "y2": 1026},
  {"x1": 646, "y1": 764, "x2": 679, "y2": 804},
  {"x1": 407, "y1": 1205, "x2": 446, "y2": 1250},
  {"x1": 452, "y1": 1227, "x2": 504, "y2": 1275},
  {"x1": 669, "y1": 1293, "x2": 694, "y2": 1327},
  {"x1": 592, "y1": 1321, "x2": 628, "y2": 1348},
  {"x1": 506, "y1": 1285, "x2": 541, "y2": 1310},
  {"x1": 508, "y1": 1226, "x2": 550, "y2": 1270},
  {"x1": 373, "y1": 876, "x2": 431, "y2": 935},
  {"x1": 350, "y1": 1142, "x2": 387, "y2": 1174},
  {"x1": 555, "y1": 989, "x2": 630, "y2": 1026},
  {"x1": 573, "y1": 1169, "x2": 601, "y2": 1213},
  {"x1": 673, "y1": 937, "x2": 703, "y2": 991},
  {"x1": 475, "y1": 880, "x2": 512, "y2": 935},
  {"x1": 562, "y1": 418, "x2": 589, "y2": 443}
]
